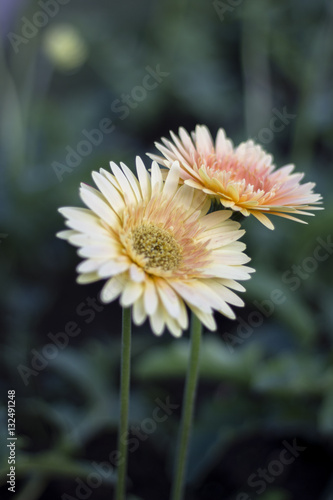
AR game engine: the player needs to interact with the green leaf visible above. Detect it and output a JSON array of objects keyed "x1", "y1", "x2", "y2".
[
  {"x1": 318, "y1": 391, "x2": 333, "y2": 434},
  {"x1": 251, "y1": 353, "x2": 329, "y2": 396},
  {"x1": 134, "y1": 335, "x2": 262, "y2": 384},
  {"x1": 0, "y1": 451, "x2": 116, "y2": 485},
  {"x1": 245, "y1": 273, "x2": 317, "y2": 346}
]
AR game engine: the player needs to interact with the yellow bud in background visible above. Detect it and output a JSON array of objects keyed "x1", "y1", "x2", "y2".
[{"x1": 42, "y1": 23, "x2": 88, "y2": 72}]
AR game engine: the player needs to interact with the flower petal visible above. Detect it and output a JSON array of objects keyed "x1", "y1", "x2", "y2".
[
  {"x1": 120, "y1": 162, "x2": 142, "y2": 203},
  {"x1": 100, "y1": 275, "x2": 126, "y2": 303},
  {"x1": 136, "y1": 156, "x2": 151, "y2": 201},
  {"x1": 132, "y1": 296, "x2": 147, "y2": 325},
  {"x1": 109, "y1": 161, "x2": 138, "y2": 205},
  {"x1": 98, "y1": 258, "x2": 130, "y2": 278},
  {"x1": 150, "y1": 303, "x2": 166, "y2": 336},
  {"x1": 120, "y1": 280, "x2": 144, "y2": 307},
  {"x1": 162, "y1": 162, "x2": 181, "y2": 199},
  {"x1": 92, "y1": 171, "x2": 126, "y2": 213},
  {"x1": 151, "y1": 160, "x2": 164, "y2": 195},
  {"x1": 144, "y1": 277, "x2": 158, "y2": 315},
  {"x1": 80, "y1": 185, "x2": 120, "y2": 228},
  {"x1": 156, "y1": 278, "x2": 181, "y2": 319}
]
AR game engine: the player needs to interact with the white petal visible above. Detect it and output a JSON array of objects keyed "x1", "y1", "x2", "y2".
[
  {"x1": 206, "y1": 279, "x2": 244, "y2": 307},
  {"x1": 217, "y1": 279, "x2": 245, "y2": 292},
  {"x1": 217, "y1": 300, "x2": 236, "y2": 319},
  {"x1": 197, "y1": 223, "x2": 240, "y2": 241},
  {"x1": 76, "y1": 272, "x2": 100, "y2": 284},
  {"x1": 136, "y1": 156, "x2": 151, "y2": 201},
  {"x1": 144, "y1": 278, "x2": 158, "y2": 315},
  {"x1": 150, "y1": 161, "x2": 163, "y2": 195},
  {"x1": 77, "y1": 244, "x2": 120, "y2": 259},
  {"x1": 100, "y1": 168, "x2": 123, "y2": 191},
  {"x1": 179, "y1": 279, "x2": 234, "y2": 316},
  {"x1": 60, "y1": 206, "x2": 108, "y2": 234},
  {"x1": 200, "y1": 210, "x2": 233, "y2": 229},
  {"x1": 179, "y1": 127, "x2": 196, "y2": 153},
  {"x1": 56, "y1": 229, "x2": 77, "y2": 240},
  {"x1": 206, "y1": 230, "x2": 245, "y2": 249},
  {"x1": 150, "y1": 303, "x2": 166, "y2": 336},
  {"x1": 203, "y1": 264, "x2": 252, "y2": 281},
  {"x1": 215, "y1": 128, "x2": 233, "y2": 157},
  {"x1": 178, "y1": 298, "x2": 189, "y2": 330},
  {"x1": 211, "y1": 251, "x2": 251, "y2": 266},
  {"x1": 120, "y1": 281, "x2": 144, "y2": 307},
  {"x1": 194, "y1": 125, "x2": 214, "y2": 156},
  {"x1": 68, "y1": 232, "x2": 112, "y2": 246},
  {"x1": 171, "y1": 184, "x2": 194, "y2": 212},
  {"x1": 100, "y1": 275, "x2": 126, "y2": 303},
  {"x1": 164, "y1": 315, "x2": 183, "y2": 337},
  {"x1": 156, "y1": 279, "x2": 181, "y2": 319},
  {"x1": 154, "y1": 142, "x2": 178, "y2": 165},
  {"x1": 169, "y1": 130, "x2": 193, "y2": 163},
  {"x1": 92, "y1": 171, "x2": 126, "y2": 213},
  {"x1": 120, "y1": 162, "x2": 142, "y2": 203},
  {"x1": 110, "y1": 161, "x2": 137, "y2": 205},
  {"x1": 189, "y1": 306, "x2": 216, "y2": 331},
  {"x1": 132, "y1": 296, "x2": 146, "y2": 325},
  {"x1": 170, "y1": 281, "x2": 212, "y2": 313},
  {"x1": 129, "y1": 264, "x2": 145, "y2": 282},
  {"x1": 80, "y1": 185, "x2": 119, "y2": 228},
  {"x1": 97, "y1": 258, "x2": 130, "y2": 278},
  {"x1": 64, "y1": 215, "x2": 110, "y2": 235},
  {"x1": 59, "y1": 206, "x2": 99, "y2": 223},
  {"x1": 162, "y1": 162, "x2": 181, "y2": 199},
  {"x1": 77, "y1": 259, "x2": 104, "y2": 273},
  {"x1": 191, "y1": 188, "x2": 211, "y2": 214},
  {"x1": 159, "y1": 138, "x2": 190, "y2": 168}
]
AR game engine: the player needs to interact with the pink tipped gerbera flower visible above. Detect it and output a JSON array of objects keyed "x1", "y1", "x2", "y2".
[
  {"x1": 148, "y1": 125, "x2": 323, "y2": 230},
  {"x1": 57, "y1": 158, "x2": 254, "y2": 337}
]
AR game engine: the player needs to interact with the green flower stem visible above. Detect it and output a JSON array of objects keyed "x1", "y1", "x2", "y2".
[
  {"x1": 115, "y1": 307, "x2": 132, "y2": 500},
  {"x1": 170, "y1": 313, "x2": 202, "y2": 500}
]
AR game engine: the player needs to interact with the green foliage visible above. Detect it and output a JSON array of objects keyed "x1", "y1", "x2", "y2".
[
  {"x1": 134, "y1": 335, "x2": 262, "y2": 384},
  {"x1": 0, "y1": 0, "x2": 332, "y2": 498}
]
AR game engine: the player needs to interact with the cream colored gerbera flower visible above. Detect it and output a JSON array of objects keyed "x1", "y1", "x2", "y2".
[
  {"x1": 148, "y1": 125, "x2": 323, "y2": 230},
  {"x1": 57, "y1": 158, "x2": 254, "y2": 337}
]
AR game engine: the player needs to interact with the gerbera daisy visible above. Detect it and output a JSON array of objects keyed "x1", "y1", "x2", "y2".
[
  {"x1": 57, "y1": 158, "x2": 254, "y2": 336},
  {"x1": 148, "y1": 125, "x2": 323, "y2": 229}
]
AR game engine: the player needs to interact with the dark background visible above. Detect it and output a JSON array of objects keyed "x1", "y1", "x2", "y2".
[{"x1": 0, "y1": 1, "x2": 333, "y2": 499}]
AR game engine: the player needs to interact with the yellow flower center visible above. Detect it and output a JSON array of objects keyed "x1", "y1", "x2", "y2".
[{"x1": 131, "y1": 224, "x2": 182, "y2": 271}]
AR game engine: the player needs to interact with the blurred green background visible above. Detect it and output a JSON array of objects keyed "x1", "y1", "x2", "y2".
[{"x1": 0, "y1": 1, "x2": 333, "y2": 499}]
